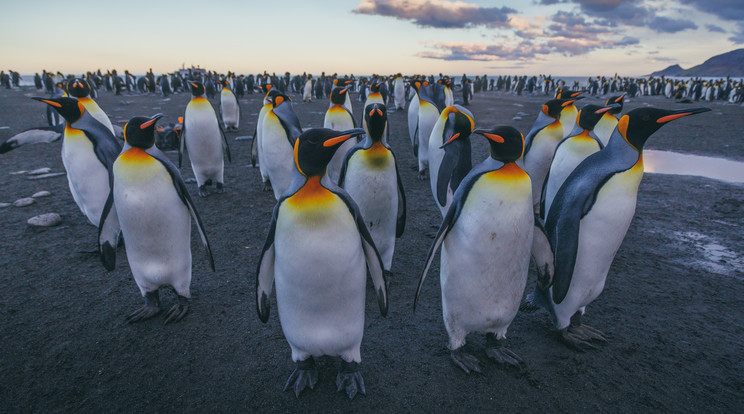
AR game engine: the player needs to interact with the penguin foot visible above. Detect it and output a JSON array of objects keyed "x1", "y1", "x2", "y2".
[
  {"x1": 485, "y1": 334, "x2": 525, "y2": 370},
  {"x1": 417, "y1": 171, "x2": 427, "y2": 181},
  {"x1": 450, "y1": 346, "x2": 481, "y2": 374},
  {"x1": 519, "y1": 293, "x2": 540, "y2": 313},
  {"x1": 336, "y1": 360, "x2": 366, "y2": 400},
  {"x1": 262, "y1": 182, "x2": 273, "y2": 192},
  {"x1": 560, "y1": 314, "x2": 608, "y2": 351},
  {"x1": 164, "y1": 296, "x2": 189, "y2": 325},
  {"x1": 383, "y1": 270, "x2": 392, "y2": 289},
  {"x1": 214, "y1": 182, "x2": 225, "y2": 194},
  {"x1": 126, "y1": 291, "x2": 161, "y2": 323},
  {"x1": 284, "y1": 358, "x2": 318, "y2": 398},
  {"x1": 198, "y1": 185, "x2": 210, "y2": 197}
]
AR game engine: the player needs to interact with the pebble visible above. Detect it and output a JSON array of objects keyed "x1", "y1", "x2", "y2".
[
  {"x1": 14, "y1": 198, "x2": 35, "y2": 207},
  {"x1": 10, "y1": 170, "x2": 27, "y2": 175},
  {"x1": 27, "y1": 213, "x2": 62, "y2": 227},
  {"x1": 27, "y1": 167, "x2": 52, "y2": 175},
  {"x1": 28, "y1": 172, "x2": 66, "y2": 180},
  {"x1": 0, "y1": 202, "x2": 10, "y2": 208},
  {"x1": 0, "y1": 126, "x2": 9, "y2": 130},
  {"x1": 32, "y1": 191, "x2": 51, "y2": 198},
  {"x1": 512, "y1": 116, "x2": 523, "y2": 121}
]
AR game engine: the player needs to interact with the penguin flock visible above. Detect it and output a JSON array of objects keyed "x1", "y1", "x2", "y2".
[{"x1": 0, "y1": 71, "x2": 712, "y2": 400}]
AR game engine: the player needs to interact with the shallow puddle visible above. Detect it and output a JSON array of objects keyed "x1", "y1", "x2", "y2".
[
  {"x1": 644, "y1": 150, "x2": 744, "y2": 184},
  {"x1": 675, "y1": 232, "x2": 744, "y2": 278}
]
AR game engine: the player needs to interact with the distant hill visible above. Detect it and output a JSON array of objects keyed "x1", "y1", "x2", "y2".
[{"x1": 649, "y1": 49, "x2": 744, "y2": 77}]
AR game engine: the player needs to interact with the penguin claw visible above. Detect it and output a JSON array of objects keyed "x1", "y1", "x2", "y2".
[
  {"x1": 560, "y1": 325, "x2": 607, "y2": 352},
  {"x1": 126, "y1": 292, "x2": 160, "y2": 323},
  {"x1": 284, "y1": 359, "x2": 318, "y2": 398},
  {"x1": 262, "y1": 183, "x2": 272, "y2": 192},
  {"x1": 417, "y1": 171, "x2": 427, "y2": 181},
  {"x1": 485, "y1": 346, "x2": 525, "y2": 370},
  {"x1": 198, "y1": 186, "x2": 209, "y2": 197},
  {"x1": 450, "y1": 347, "x2": 481, "y2": 374},
  {"x1": 336, "y1": 361, "x2": 365, "y2": 400},
  {"x1": 214, "y1": 183, "x2": 225, "y2": 194},
  {"x1": 163, "y1": 299, "x2": 189, "y2": 325}
]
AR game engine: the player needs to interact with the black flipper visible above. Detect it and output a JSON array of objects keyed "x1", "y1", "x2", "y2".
[
  {"x1": 179, "y1": 115, "x2": 186, "y2": 168},
  {"x1": 391, "y1": 152, "x2": 407, "y2": 237},
  {"x1": 250, "y1": 123, "x2": 258, "y2": 167},
  {"x1": 256, "y1": 198, "x2": 281, "y2": 323},
  {"x1": 218, "y1": 123, "x2": 232, "y2": 163},
  {"x1": 97, "y1": 190, "x2": 120, "y2": 271},
  {"x1": 272, "y1": 101, "x2": 303, "y2": 146}
]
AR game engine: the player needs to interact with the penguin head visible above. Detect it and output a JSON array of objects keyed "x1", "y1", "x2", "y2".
[
  {"x1": 293, "y1": 128, "x2": 366, "y2": 177},
  {"x1": 473, "y1": 126, "x2": 524, "y2": 163},
  {"x1": 123, "y1": 114, "x2": 164, "y2": 149},
  {"x1": 189, "y1": 81, "x2": 205, "y2": 96},
  {"x1": 268, "y1": 92, "x2": 291, "y2": 108},
  {"x1": 556, "y1": 88, "x2": 585, "y2": 100},
  {"x1": 330, "y1": 87, "x2": 349, "y2": 105},
  {"x1": 604, "y1": 94, "x2": 625, "y2": 114},
  {"x1": 32, "y1": 97, "x2": 84, "y2": 124},
  {"x1": 617, "y1": 106, "x2": 711, "y2": 151},
  {"x1": 370, "y1": 82, "x2": 382, "y2": 93},
  {"x1": 542, "y1": 98, "x2": 578, "y2": 119},
  {"x1": 67, "y1": 78, "x2": 90, "y2": 98},
  {"x1": 364, "y1": 104, "x2": 387, "y2": 142},
  {"x1": 439, "y1": 105, "x2": 475, "y2": 149},
  {"x1": 577, "y1": 104, "x2": 619, "y2": 131}
]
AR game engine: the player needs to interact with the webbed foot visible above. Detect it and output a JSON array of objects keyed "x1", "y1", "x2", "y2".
[
  {"x1": 126, "y1": 291, "x2": 160, "y2": 323},
  {"x1": 336, "y1": 360, "x2": 366, "y2": 400},
  {"x1": 164, "y1": 295, "x2": 189, "y2": 325},
  {"x1": 198, "y1": 185, "x2": 209, "y2": 197},
  {"x1": 214, "y1": 182, "x2": 224, "y2": 194},
  {"x1": 451, "y1": 346, "x2": 481, "y2": 374},
  {"x1": 485, "y1": 333, "x2": 525, "y2": 370},
  {"x1": 284, "y1": 358, "x2": 318, "y2": 398},
  {"x1": 560, "y1": 312, "x2": 608, "y2": 351}
]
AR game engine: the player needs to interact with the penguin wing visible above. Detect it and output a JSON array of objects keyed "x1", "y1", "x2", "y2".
[
  {"x1": 256, "y1": 199, "x2": 281, "y2": 323},
  {"x1": 0, "y1": 124, "x2": 64, "y2": 153},
  {"x1": 436, "y1": 139, "x2": 471, "y2": 208},
  {"x1": 218, "y1": 123, "x2": 232, "y2": 163},
  {"x1": 250, "y1": 123, "x2": 258, "y2": 167},
  {"x1": 97, "y1": 190, "x2": 120, "y2": 271},
  {"x1": 336, "y1": 140, "x2": 368, "y2": 187},
  {"x1": 328, "y1": 184, "x2": 388, "y2": 316},
  {"x1": 523, "y1": 112, "x2": 554, "y2": 156},
  {"x1": 73, "y1": 112, "x2": 123, "y2": 169},
  {"x1": 149, "y1": 148, "x2": 216, "y2": 271},
  {"x1": 391, "y1": 150, "x2": 407, "y2": 238},
  {"x1": 273, "y1": 103, "x2": 303, "y2": 146},
  {"x1": 414, "y1": 161, "x2": 500, "y2": 311},
  {"x1": 179, "y1": 116, "x2": 186, "y2": 168},
  {"x1": 345, "y1": 106, "x2": 357, "y2": 128},
  {"x1": 545, "y1": 149, "x2": 634, "y2": 303}
]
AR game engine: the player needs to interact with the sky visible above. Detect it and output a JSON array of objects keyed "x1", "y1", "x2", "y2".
[{"x1": 1, "y1": 0, "x2": 742, "y2": 76}]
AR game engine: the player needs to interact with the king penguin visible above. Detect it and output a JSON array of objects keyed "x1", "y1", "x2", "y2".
[
  {"x1": 67, "y1": 78, "x2": 116, "y2": 136},
  {"x1": 554, "y1": 89, "x2": 585, "y2": 138},
  {"x1": 541, "y1": 103, "x2": 619, "y2": 219},
  {"x1": 251, "y1": 85, "x2": 279, "y2": 190},
  {"x1": 255, "y1": 127, "x2": 388, "y2": 399},
  {"x1": 518, "y1": 97, "x2": 581, "y2": 212},
  {"x1": 260, "y1": 91, "x2": 303, "y2": 200},
  {"x1": 528, "y1": 106, "x2": 710, "y2": 350},
  {"x1": 324, "y1": 86, "x2": 357, "y2": 182},
  {"x1": 427, "y1": 105, "x2": 475, "y2": 216},
  {"x1": 360, "y1": 82, "x2": 385, "y2": 131},
  {"x1": 416, "y1": 82, "x2": 447, "y2": 180},
  {"x1": 594, "y1": 94, "x2": 625, "y2": 146},
  {"x1": 181, "y1": 81, "x2": 232, "y2": 197},
  {"x1": 330, "y1": 78, "x2": 354, "y2": 115},
  {"x1": 30, "y1": 97, "x2": 121, "y2": 232},
  {"x1": 338, "y1": 103, "x2": 406, "y2": 280},
  {"x1": 407, "y1": 79, "x2": 424, "y2": 157},
  {"x1": 219, "y1": 78, "x2": 241, "y2": 130},
  {"x1": 415, "y1": 125, "x2": 533, "y2": 373},
  {"x1": 393, "y1": 74, "x2": 406, "y2": 110},
  {"x1": 98, "y1": 113, "x2": 215, "y2": 324}
]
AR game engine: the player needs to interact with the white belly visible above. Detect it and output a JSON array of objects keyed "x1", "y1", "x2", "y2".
[
  {"x1": 323, "y1": 110, "x2": 355, "y2": 183},
  {"x1": 275, "y1": 199, "x2": 367, "y2": 362},
  {"x1": 185, "y1": 103, "x2": 224, "y2": 186},
  {"x1": 261, "y1": 112, "x2": 294, "y2": 199},
  {"x1": 427, "y1": 117, "x2": 447, "y2": 211},
  {"x1": 417, "y1": 102, "x2": 439, "y2": 169},
  {"x1": 114, "y1": 165, "x2": 192, "y2": 297},
  {"x1": 521, "y1": 123, "x2": 563, "y2": 209},
  {"x1": 552, "y1": 165, "x2": 643, "y2": 328},
  {"x1": 407, "y1": 96, "x2": 420, "y2": 148},
  {"x1": 61, "y1": 129, "x2": 110, "y2": 226},
  {"x1": 256, "y1": 104, "x2": 270, "y2": 182},
  {"x1": 394, "y1": 81, "x2": 405, "y2": 109},
  {"x1": 440, "y1": 174, "x2": 533, "y2": 347},
  {"x1": 544, "y1": 138, "x2": 600, "y2": 217}
]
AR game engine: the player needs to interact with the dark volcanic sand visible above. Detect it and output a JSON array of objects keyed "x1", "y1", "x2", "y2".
[{"x1": 0, "y1": 85, "x2": 742, "y2": 413}]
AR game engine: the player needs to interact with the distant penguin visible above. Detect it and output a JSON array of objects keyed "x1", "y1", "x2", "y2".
[
  {"x1": 302, "y1": 76, "x2": 313, "y2": 101},
  {"x1": 360, "y1": 82, "x2": 385, "y2": 130},
  {"x1": 338, "y1": 104, "x2": 406, "y2": 278},
  {"x1": 528, "y1": 106, "x2": 710, "y2": 350},
  {"x1": 251, "y1": 86, "x2": 279, "y2": 190},
  {"x1": 98, "y1": 114, "x2": 215, "y2": 324},
  {"x1": 219, "y1": 79, "x2": 241, "y2": 130},
  {"x1": 427, "y1": 105, "x2": 474, "y2": 216},
  {"x1": 260, "y1": 91, "x2": 303, "y2": 200},
  {"x1": 181, "y1": 81, "x2": 232, "y2": 197},
  {"x1": 324, "y1": 86, "x2": 357, "y2": 182},
  {"x1": 416, "y1": 82, "x2": 447, "y2": 180},
  {"x1": 541, "y1": 104, "x2": 618, "y2": 219},
  {"x1": 415, "y1": 126, "x2": 532, "y2": 373},
  {"x1": 407, "y1": 79, "x2": 423, "y2": 157},
  {"x1": 66, "y1": 78, "x2": 116, "y2": 136},
  {"x1": 256, "y1": 127, "x2": 388, "y2": 399},
  {"x1": 30, "y1": 97, "x2": 121, "y2": 231},
  {"x1": 330, "y1": 78, "x2": 354, "y2": 115},
  {"x1": 518, "y1": 97, "x2": 580, "y2": 212},
  {"x1": 594, "y1": 94, "x2": 625, "y2": 146},
  {"x1": 393, "y1": 74, "x2": 406, "y2": 110}
]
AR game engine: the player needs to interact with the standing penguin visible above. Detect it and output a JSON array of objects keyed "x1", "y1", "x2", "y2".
[
  {"x1": 541, "y1": 103, "x2": 619, "y2": 219},
  {"x1": 66, "y1": 78, "x2": 116, "y2": 136},
  {"x1": 30, "y1": 97, "x2": 121, "y2": 231},
  {"x1": 360, "y1": 82, "x2": 385, "y2": 130},
  {"x1": 338, "y1": 104, "x2": 406, "y2": 279},
  {"x1": 518, "y1": 97, "x2": 580, "y2": 212},
  {"x1": 415, "y1": 126, "x2": 533, "y2": 373},
  {"x1": 181, "y1": 81, "x2": 232, "y2": 197},
  {"x1": 251, "y1": 86, "x2": 279, "y2": 190},
  {"x1": 393, "y1": 74, "x2": 406, "y2": 110},
  {"x1": 529, "y1": 106, "x2": 711, "y2": 350},
  {"x1": 554, "y1": 89, "x2": 585, "y2": 138},
  {"x1": 260, "y1": 91, "x2": 303, "y2": 200},
  {"x1": 219, "y1": 78, "x2": 241, "y2": 130},
  {"x1": 330, "y1": 78, "x2": 354, "y2": 115},
  {"x1": 594, "y1": 94, "x2": 625, "y2": 146},
  {"x1": 302, "y1": 75, "x2": 313, "y2": 102},
  {"x1": 98, "y1": 114, "x2": 215, "y2": 323},
  {"x1": 256, "y1": 127, "x2": 388, "y2": 399},
  {"x1": 407, "y1": 79, "x2": 423, "y2": 157},
  {"x1": 427, "y1": 105, "x2": 474, "y2": 216},
  {"x1": 324, "y1": 86, "x2": 357, "y2": 182}
]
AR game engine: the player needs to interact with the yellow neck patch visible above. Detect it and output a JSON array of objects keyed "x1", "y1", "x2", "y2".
[
  {"x1": 286, "y1": 176, "x2": 336, "y2": 208},
  {"x1": 358, "y1": 142, "x2": 392, "y2": 170}
]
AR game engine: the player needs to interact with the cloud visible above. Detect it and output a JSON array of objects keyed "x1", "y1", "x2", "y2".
[
  {"x1": 352, "y1": 0, "x2": 516, "y2": 28},
  {"x1": 416, "y1": 41, "x2": 553, "y2": 61},
  {"x1": 729, "y1": 22, "x2": 744, "y2": 44},
  {"x1": 616, "y1": 36, "x2": 640, "y2": 46},
  {"x1": 680, "y1": 0, "x2": 744, "y2": 21},
  {"x1": 705, "y1": 24, "x2": 726, "y2": 33},
  {"x1": 648, "y1": 16, "x2": 698, "y2": 33}
]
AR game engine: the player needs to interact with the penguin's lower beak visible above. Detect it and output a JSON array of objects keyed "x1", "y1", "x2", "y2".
[
  {"x1": 656, "y1": 107, "x2": 711, "y2": 123},
  {"x1": 595, "y1": 103, "x2": 621, "y2": 114}
]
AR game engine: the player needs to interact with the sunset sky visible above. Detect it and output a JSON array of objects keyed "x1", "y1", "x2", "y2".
[{"x1": 1, "y1": 0, "x2": 742, "y2": 76}]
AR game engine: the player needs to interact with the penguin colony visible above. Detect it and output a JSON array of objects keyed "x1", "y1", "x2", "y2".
[{"x1": 1, "y1": 72, "x2": 713, "y2": 400}]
